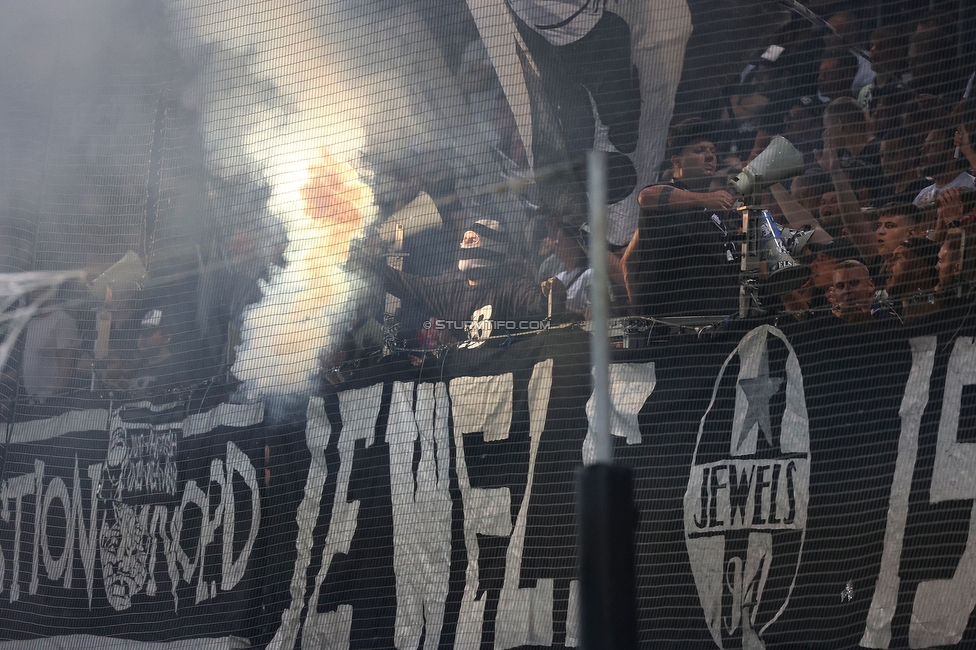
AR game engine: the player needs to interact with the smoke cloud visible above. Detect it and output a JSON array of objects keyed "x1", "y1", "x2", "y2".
[
  {"x1": 0, "y1": 0, "x2": 188, "y2": 273},
  {"x1": 169, "y1": 0, "x2": 383, "y2": 400},
  {"x1": 0, "y1": 0, "x2": 530, "y2": 400},
  {"x1": 170, "y1": 0, "x2": 519, "y2": 401}
]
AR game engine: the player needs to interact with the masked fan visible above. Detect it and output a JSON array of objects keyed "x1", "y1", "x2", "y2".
[{"x1": 372, "y1": 218, "x2": 553, "y2": 343}]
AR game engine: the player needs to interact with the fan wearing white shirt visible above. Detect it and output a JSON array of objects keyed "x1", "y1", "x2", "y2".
[
  {"x1": 551, "y1": 224, "x2": 592, "y2": 316},
  {"x1": 913, "y1": 126, "x2": 975, "y2": 209}
]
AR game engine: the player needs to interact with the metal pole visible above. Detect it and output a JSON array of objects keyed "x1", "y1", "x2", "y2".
[
  {"x1": 587, "y1": 150, "x2": 612, "y2": 465},
  {"x1": 578, "y1": 150, "x2": 638, "y2": 650}
]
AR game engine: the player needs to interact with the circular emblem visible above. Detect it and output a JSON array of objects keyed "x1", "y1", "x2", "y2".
[{"x1": 683, "y1": 325, "x2": 810, "y2": 649}]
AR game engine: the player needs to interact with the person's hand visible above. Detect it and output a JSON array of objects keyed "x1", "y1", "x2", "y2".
[
  {"x1": 815, "y1": 141, "x2": 840, "y2": 174},
  {"x1": 542, "y1": 277, "x2": 566, "y2": 315},
  {"x1": 542, "y1": 276, "x2": 566, "y2": 296},
  {"x1": 938, "y1": 186, "x2": 964, "y2": 227},
  {"x1": 826, "y1": 285, "x2": 842, "y2": 317},
  {"x1": 347, "y1": 230, "x2": 387, "y2": 268},
  {"x1": 955, "y1": 124, "x2": 973, "y2": 154},
  {"x1": 779, "y1": 283, "x2": 811, "y2": 314},
  {"x1": 701, "y1": 190, "x2": 734, "y2": 211}
]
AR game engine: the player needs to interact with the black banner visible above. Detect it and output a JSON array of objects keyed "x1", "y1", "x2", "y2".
[{"x1": 4, "y1": 314, "x2": 976, "y2": 649}]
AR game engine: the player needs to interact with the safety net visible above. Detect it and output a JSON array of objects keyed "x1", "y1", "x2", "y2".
[{"x1": 2, "y1": 1, "x2": 976, "y2": 648}]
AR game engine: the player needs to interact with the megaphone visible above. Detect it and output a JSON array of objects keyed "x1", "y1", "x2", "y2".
[
  {"x1": 781, "y1": 226, "x2": 816, "y2": 257},
  {"x1": 89, "y1": 250, "x2": 146, "y2": 302},
  {"x1": 378, "y1": 191, "x2": 443, "y2": 243},
  {"x1": 757, "y1": 211, "x2": 810, "y2": 295},
  {"x1": 729, "y1": 136, "x2": 805, "y2": 196}
]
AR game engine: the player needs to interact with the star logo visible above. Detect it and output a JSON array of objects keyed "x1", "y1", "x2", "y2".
[
  {"x1": 685, "y1": 325, "x2": 811, "y2": 650},
  {"x1": 736, "y1": 348, "x2": 783, "y2": 450}
]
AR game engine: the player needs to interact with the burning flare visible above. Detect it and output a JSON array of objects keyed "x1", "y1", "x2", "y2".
[{"x1": 232, "y1": 148, "x2": 376, "y2": 400}]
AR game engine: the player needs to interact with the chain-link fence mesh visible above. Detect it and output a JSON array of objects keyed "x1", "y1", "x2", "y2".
[{"x1": 2, "y1": 1, "x2": 976, "y2": 648}]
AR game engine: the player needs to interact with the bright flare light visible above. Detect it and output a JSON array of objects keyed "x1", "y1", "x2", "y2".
[{"x1": 231, "y1": 146, "x2": 376, "y2": 401}]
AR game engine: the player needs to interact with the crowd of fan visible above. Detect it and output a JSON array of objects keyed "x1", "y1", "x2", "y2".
[
  {"x1": 630, "y1": 5, "x2": 976, "y2": 327},
  {"x1": 379, "y1": 7, "x2": 976, "y2": 351},
  {"x1": 11, "y1": 5, "x2": 976, "y2": 399}
]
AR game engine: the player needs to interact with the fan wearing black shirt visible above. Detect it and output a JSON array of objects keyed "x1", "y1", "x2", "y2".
[
  {"x1": 878, "y1": 127, "x2": 928, "y2": 206},
  {"x1": 622, "y1": 120, "x2": 740, "y2": 318},
  {"x1": 375, "y1": 219, "x2": 552, "y2": 341},
  {"x1": 823, "y1": 97, "x2": 884, "y2": 205}
]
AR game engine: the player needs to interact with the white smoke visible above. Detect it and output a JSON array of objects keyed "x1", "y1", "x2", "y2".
[
  {"x1": 169, "y1": 0, "x2": 529, "y2": 401},
  {"x1": 169, "y1": 0, "x2": 385, "y2": 400},
  {"x1": 0, "y1": 0, "x2": 183, "y2": 272}
]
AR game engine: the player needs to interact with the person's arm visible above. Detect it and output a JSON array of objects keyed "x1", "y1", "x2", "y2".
[
  {"x1": 637, "y1": 184, "x2": 734, "y2": 212},
  {"x1": 606, "y1": 250, "x2": 625, "y2": 289},
  {"x1": 621, "y1": 227, "x2": 641, "y2": 306},
  {"x1": 769, "y1": 182, "x2": 833, "y2": 244},
  {"x1": 512, "y1": 276, "x2": 551, "y2": 320},
  {"x1": 955, "y1": 125, "x2": 976, "y2": 173},
  {"x1": 819, "y1": 141, "x2": 878, "y2": 262},
  {"x1": 935, "y1": 186, "x2": 964, "y2": 244},
  {"x1": 373, "y1": 261, "x2": 442, "y2": 315}
]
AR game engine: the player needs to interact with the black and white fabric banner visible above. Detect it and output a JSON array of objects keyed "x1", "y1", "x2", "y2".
[{"x1": 3, "y1": 318, "x2": 976, "y2": 649}]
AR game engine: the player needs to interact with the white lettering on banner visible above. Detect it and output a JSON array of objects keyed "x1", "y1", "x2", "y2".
[
  {"x1": 14, "y1": 334, "x2": 976, "y2": 646},
  {"x1": 223, "y1": 441, "x2": 260, "y2": 591},
  {"x1": 861, "y1": 336, "x2": 976, "y2": 648},
  {"x1": 565, "y1": 580, "x2": 580, "y2": 648},
  {"x1": 685, "y1": 459, "x2": 808, "y2": 534},
  {"x1": 99, "y1": 439, "x2": 259, "y2": 612},
  {"x1": 0, "y1": 458, "x2": 102, "y2": 606},
  {"x1": 268, "y1": 384, "x2": 383, "y2": 650},
  {"x1": 859, "y1": 337, "x2": 976, "y2": 648},
  {"x1": 495, "y1": 359, "x2": 555, "y2": 650},
  {"x1": 269, "y1": 365, "x2": 560, "y2": 648},
  {"x1": 31, "y1": 460, "x2": 43, "y2": 597},
  {"x1": 40, "y1": 475, "x2": 70, "y2": 583},
  {"x1": 437, "y1": 363, "x2": 558, "y2": 649},
  {"x1": 1, "y1": 469, "x2": 37, "y2": 602},
  {"x1": 268, "y1": 396, "x2": 337, "y2": 650},
  {"x1": 583, "y1": 362, "x2": 656, "y2": 465},
  {"x1": 448, "y1": 372, "x2": 516, "y2": 649},
  {"x1": 860, "y1": 336, "x2": 936, "y2": 648},
  {"x1": 911, "y1": 337, "x2": 976, "y2": 646},
  {"x1": 449, "y1": 373, "x2": 513, "y2": 441},
  {"x1": 304, "y1": 604, "x2": 353, "y2": 650},
  {"x1": 0, "y1": 441, "x2": 258, "y2": 612},
  {"x1": 200, "y1": 461, "x2": 227, "y2": 605},
  {"x1": 0, "y1": 400, "x2": 264, "y2": 610},
  {"x1": 388, "y1": 382, "x2": 451, "y2": 650}
]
